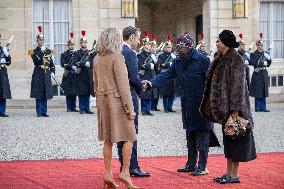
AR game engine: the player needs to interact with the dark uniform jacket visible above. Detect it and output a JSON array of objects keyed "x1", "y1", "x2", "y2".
[
  {"x1": 88, "y1": 51, "x2": 97, "y2": 97},
  {"x1": 237, "y1": 49, "x2": 251, "y2": 89},
  {"x1": 121, "y1": 44, "x2": 143, "y2": 133},
  {"x1": 151, "y1": 48, "x2": 213, "y2": 131},
  {"x1": 30, "y1": 46, "x2": 55, "y2": 100},
  {"x1": 71, "y1": 48, "x2": 92, "y2": 96},
  {"x1": 137, "y1": 49, "x2": 158, "y2": 100},
  {"x1": 249, "y1": 50, "x2": 271, "y2": 98},
  {"x1": 60, "y1": 49, "x2": 77, "y2": 96},
  {"x1": 0, "y1": 46, "x2": 12, "y2": 99},
  {"x1": 156, "y1": 52, "x2": 175, "y2": 97}
]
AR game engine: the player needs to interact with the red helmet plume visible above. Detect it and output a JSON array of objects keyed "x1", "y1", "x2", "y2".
[
  {"x1": 167, "y1": 34, "x2": 172, "y2": 41},
  {"x1": 239, "y1": 33, "x2": 243, "y2": 40},
  {"x1": 200, "y1": 33, "x2": 204, "y2": 40},
  {"x1": 259, "y1": 32, "x2": 263, "y2": 39},
  {"x1": 38, "y1": 26, "x2": 42, "y2": 33},
  {"x1": 144, "y1": 30, "x2": 149, "y2": 37},
  {"x1": 151, "y1": 33, "x2": 156, "y2": 40},
  {"x1": 81, "y1": 30, "x2": 86, "y2": 37},
  {"x1": 70, "y1": 32, "x2": 74, "y2": 38}
]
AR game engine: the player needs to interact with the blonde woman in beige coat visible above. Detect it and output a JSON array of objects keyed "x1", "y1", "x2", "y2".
[{"x1": 93, "y1": 27, "x2": 139, "y2": 189}]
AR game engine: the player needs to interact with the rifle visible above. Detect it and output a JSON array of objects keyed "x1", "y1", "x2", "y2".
[
  {"x1": 51, "y1": 74, "x2": 64, "y2": 94},
  {"x1": 248, "y1": 42, "x2": 254, "y2": 52}
]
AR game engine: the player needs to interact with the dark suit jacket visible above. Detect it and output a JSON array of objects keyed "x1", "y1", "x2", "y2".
[{"x1": 121, "y1": 44, "x2": 143, "y2": 133}]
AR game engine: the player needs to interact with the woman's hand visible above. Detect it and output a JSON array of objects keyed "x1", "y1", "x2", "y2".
[
  {"x1": 128, "y1": 111, "x2": 136, "y2": 120},
  {"x1": 231, "y1": 111, "x2": 238, "y2": 122}
]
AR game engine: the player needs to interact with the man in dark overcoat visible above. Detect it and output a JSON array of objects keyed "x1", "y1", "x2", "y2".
[
  {"x1": 0, "y1": 35, "x2": 12, "y2": 117},
  {"x1": 137, "y1": 31, "x2": 158, "y2": 116},
  {"x1": 30, "y1": 26, "x2": 55, "y2": 117},
  {"x1": 60, "y1": 32, "x2": 78, "y2": 112},
  {"x1": 145, "y1": 33, "x2": 214, "y2": 176},
  {"x1": 249, "y1": 33, "x2": 272, "y2": 112},
  {"x1": 117, "y1": 26, "x2": 150, "y2": 177},
  {"x1": 71, "y1": 31, "x2": 94, "y2": 114},
  {"x1": 156, "y1": 37, "x2": 176, "y2": 113}
]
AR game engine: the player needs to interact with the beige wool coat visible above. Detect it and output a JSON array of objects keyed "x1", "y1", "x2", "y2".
[{"x1": 93, "y1": 52, "x2": 137, "y2": 143}]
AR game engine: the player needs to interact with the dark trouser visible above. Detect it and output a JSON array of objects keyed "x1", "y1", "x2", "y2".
[
  {"x1": 79, "y1": 95, "x2": 90, "y2": 112},
  {"x1": 66, "y1": 95, "x2": 77, "y2": 110},
  {"x1": 163, "y1": 95, "x2": 175, "y2": 111},
  {"x1": 117, "y1": 140, "x2": 138, "y2": 170},
  {"x1": 141, "y1": 99, "x2": 151, "y2": 113},
  {"x1": 186, "y1": 130, "x2": 210, "y2": 170},
  {"x1": 151, "y1": 98, "x2": 159, "y2": 110},
  {"x1": 36, "y1": 98, "x2": 47, "y2": 116},
  {"x1": 255, "y1": 97, "x2": 266, "y2": 111},
  {"x1": 0, "y1": 98, "x2": 6, "y2": 114}
]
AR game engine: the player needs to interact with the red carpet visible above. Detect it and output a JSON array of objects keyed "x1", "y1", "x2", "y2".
[{"x1": 0, "y1": 153, "x2": 284, "y2": 189}]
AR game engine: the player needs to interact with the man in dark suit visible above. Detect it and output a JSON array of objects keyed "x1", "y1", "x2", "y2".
[
  {"x1": 144, "y1": 33, "x2": 214, "y2": 176},
  {"x1": 117, "y1": 26, "x2": 150, "y2": 177}
]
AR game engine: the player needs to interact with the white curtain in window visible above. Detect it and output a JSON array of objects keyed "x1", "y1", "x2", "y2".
[
  {"x1": 33, "y1": 0, "x2": 50, "y2": 47},
  {"x1": 260, "y1": 2, "x2": 270, "y2": 51},
  {"x1": 53, "y1": 0, "x2": 70, "y2": 65},
  {"x1": 273, "y1": 3, "x2": 284, "y2": 59}
]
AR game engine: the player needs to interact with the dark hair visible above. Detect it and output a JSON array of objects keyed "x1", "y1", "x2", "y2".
[{"x1": 122, "y1": 26, "x2": 141, "y2": 41}]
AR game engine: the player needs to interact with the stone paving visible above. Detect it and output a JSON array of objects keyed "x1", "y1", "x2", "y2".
[{"x1": 1, "y1": 98, "x2": 284, "y2": 161}]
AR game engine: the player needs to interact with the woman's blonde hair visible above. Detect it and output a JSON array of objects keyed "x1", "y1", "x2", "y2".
[{"x1": 95, "y1": 27, "x2": 122, "y2": 56}]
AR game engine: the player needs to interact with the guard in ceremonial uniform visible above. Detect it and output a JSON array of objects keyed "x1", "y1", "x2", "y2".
[
  {"x1": 71, "y1": 31, "x2": 94, "y2": 114},
  {"x1": 0, "y1": 34, "x2": 12, "y2": 117},
  {"x1": 150, "y1": 34, "x2": 160, "y2": 111},
  {"x1": 137, "y1": 31, "x2": 158, "y2": 116},
  {"x1": 60, "y1": 32, "x2": 78, "y2": 112},
  {"x1": 249, "y1": 33, "x2": 272, "y2": 112},
  {"x1": 197, "y1": 33, "x2": 212, "y2": 62},
  {"x1": 237, "y1": 33, "x2": 251, "y2": 89},
  {"x1": 30, "y1": 26, "x2": 55, "y2": 117},
  {"x1": 156, "y1": 35, "x2": 176, "y2": 113}
]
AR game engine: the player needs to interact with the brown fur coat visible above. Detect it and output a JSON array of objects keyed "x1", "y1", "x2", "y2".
[{"x1": 200, "y1": 48, "x2": 254, "y2": 129}]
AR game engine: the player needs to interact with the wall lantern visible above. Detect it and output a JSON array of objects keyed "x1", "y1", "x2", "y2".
[
  {"x1": 232, "y1": 0, "x2": 247, "y2": 18},
  {"x1": 121, "y1": 0, "x2": 138, "y2": 18}
]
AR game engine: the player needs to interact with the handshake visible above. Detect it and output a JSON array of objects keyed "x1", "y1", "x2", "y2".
[{"x1": 142, "y1": 80, "x2": 152, "y2": 90}]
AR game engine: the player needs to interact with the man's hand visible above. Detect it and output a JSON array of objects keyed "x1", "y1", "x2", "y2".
[
  {"x1": 51, "y1": 72, "x2": 55, "y2": 78},
  {"x1": 72, "y1": 65, "x2": 77, "y2": 71},
  {"x1": 85, "y1": 61, "x2": 90, "y2": 67},
  {"x1": 128, "y1": 111, "x2": 136, "y2": 120},
  {"x1": 142, "y1": 80, "x2": 152, "y2": 90},
  {"x1": 41, "y1": 46, "x2": 46, "y2": 52},
  {"x1": 3, "y1": 46, "x2": 9, "y2": 57}
]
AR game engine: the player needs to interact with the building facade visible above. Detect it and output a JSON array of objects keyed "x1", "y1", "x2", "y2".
[{"x1": 0, "y1": 0, "x2": 283, "y2": 99}]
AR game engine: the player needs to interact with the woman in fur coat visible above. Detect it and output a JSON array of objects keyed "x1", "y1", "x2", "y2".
[{"x1": 200, "y1": 30, "x2": 256, "y2": 184}]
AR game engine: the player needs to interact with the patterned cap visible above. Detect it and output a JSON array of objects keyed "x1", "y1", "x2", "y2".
[{"x1": 176, "y1": 32, "x2": 194, "y2": 50}]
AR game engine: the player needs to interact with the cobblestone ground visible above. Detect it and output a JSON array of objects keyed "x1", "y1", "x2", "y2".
[{"x1": 1, "y1": 98, "x2": 284, "y2": 161}]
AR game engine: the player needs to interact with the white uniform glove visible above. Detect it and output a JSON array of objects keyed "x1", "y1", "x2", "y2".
[
  {"x1": 51, "y1": 72, "x2": 55, "y2": 78},
  {"x1": 263, "y1": 61, "x2": 268, "y2": 66},
  {"x1": 3, "y1": 46, "x2": 9, "y2": 57},
  {"x1": 170, "y1": 52, "x2": 177, "y2": 59},
  {"x1": 264, "y1": 52, "x2": 271, "y2": 60},
  {"x1": 245, "y1": 51, "x2": 250, "y2": 60},
  {"x1": 150, "y1": 63, "x2": 154, "y2": 70},
  {"x1": 85, "y1": 61, "x2": 90, "y2": 67},
  {"x1": 72, "y1": 65, "x2": 77, "y2": 71},
  {"x1": 245, "y1": 60, "x2": 249, "y2": 65},
  {"x1": 41, "y1": 46, "x2": 46, "y2": 52},
  {"x1": 0, "y1": 58, "x2": 7, "y2": 64},
  {"x1": 150, "y1": 54, "x2": 158, "y2": 63}
]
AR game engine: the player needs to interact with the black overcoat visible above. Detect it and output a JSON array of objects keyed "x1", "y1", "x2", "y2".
[
  {"x1": 60, "y1": 49, "x2": 77, "y2": 96},
  {"x1": 249, "y1": 50, "x2": 271, "y2": 98},
  {"x1": 30, "y1": 46, "x2": 55, "y2": 100},
  {"x1": 0, "y1": 47, "x2": 12, "y2": 99},
  {"x1": 151, "y1": 48, "x2": 213, "y2": 131}
]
